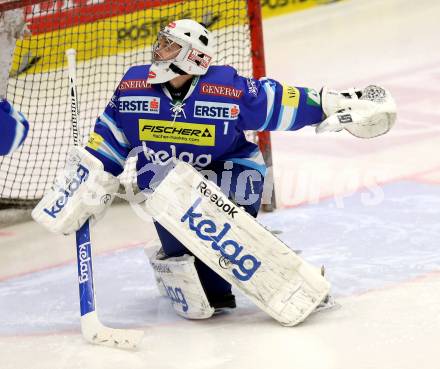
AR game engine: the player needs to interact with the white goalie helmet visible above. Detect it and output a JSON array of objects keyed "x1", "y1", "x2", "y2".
[{"x1": 147, "y1": 19, "x2": 215, "y2": 84}]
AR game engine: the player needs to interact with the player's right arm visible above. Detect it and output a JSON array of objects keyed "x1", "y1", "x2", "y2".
[
  {"x1": 0, "y1": 99, "x2": 29, "y2": 156},
  {"x1": 32, "y1": 91, "x2": 130, "y2": 235}
]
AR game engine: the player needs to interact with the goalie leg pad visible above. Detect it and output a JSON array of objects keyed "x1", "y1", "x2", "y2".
[
  {"x1": 148, "y1": 247, "x2": 215, "y2": 320},
  {"x1": 153, "y1": 220, "x2": 234, "y2": 302},
  {"x1": 145, "y1": 162, "x2": 331, "y2": 326}
]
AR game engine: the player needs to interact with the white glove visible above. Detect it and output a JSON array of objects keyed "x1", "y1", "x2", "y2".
[
  {"x1": 32, "y1": 147, "x2": 120, "y2": 235},
  {"x1": 316, "y1": 85, "x2": 397, "y2": 138}
]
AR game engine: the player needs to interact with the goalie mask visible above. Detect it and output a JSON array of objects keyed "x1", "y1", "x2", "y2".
[{"x1": 147, "y1": 19, "x2": 215, "y2": 84}]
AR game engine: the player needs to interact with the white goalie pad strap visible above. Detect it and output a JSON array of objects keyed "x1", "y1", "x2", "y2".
[
  {"x1": 145, "y1": 162, "x2": 331, "y2": 326},
  {"x1": 149, "y1": 249, "x2": 215, "y2": 320},
  {"x1": 32, "y1": 147, "x2": 120, "y2": 235},
  {"x1": 317, "y1": 85, "x2": 397, "y2": 138}
]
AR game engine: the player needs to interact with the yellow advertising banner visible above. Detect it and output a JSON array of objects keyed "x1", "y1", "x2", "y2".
[
  {"x1": 12, "y1": 0, "x2": 340, "y2": 75},
  {"x1": 12, "y1": 0, "x2": 246, "y2": 74}
]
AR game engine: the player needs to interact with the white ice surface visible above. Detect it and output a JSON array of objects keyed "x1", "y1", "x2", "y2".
[
  {"x1": 1, "y1": 194, "x2": 440, "y2": 369},
  {"x1": 1, "y1": 0, "x2": 440, "y2": 368}
]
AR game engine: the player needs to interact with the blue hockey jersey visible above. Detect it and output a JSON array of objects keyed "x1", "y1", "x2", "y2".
[
  {"x1": 86, "y1": 65, "x2": 324, "y2": 190},
  {"x1": 0, "y1": 99, "x2": 29, "y2": 156}
]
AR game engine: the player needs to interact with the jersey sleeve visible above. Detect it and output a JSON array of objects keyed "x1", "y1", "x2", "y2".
[
  {"x1": 0, "y1": 99, "x2": 29, "y2": 156},
  {"x1": 235, "y1": 75, "x2": 324, "y2": 132},
  {"x1": 85, "y1": 90, "x2": 131, "y2": 176}
]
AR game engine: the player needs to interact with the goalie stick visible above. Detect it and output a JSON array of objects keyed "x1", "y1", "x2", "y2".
[{"x1": 66, "y1": 48, "x2": 144, "y2": 349}]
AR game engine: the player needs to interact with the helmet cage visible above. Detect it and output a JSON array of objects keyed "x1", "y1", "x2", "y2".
[{"x1": 152, "y1": 31, "x2": 190, "y2": 65}]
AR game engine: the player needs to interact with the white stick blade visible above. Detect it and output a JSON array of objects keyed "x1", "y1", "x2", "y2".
[{"x1": 81, "y1": 312, "x2": 144, "y2": 350}]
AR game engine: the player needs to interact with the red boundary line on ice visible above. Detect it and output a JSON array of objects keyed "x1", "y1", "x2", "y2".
[
  {"x1": 0, "y1": 231, "x2": 15, "y2": 237},
  {"x1": 0, "y1": 240, "x2": 149, "y2": 283},
  {"x1": 2, "y1": 165, "x2": 439, "y2": 279},
  {"x1": 350, "y1": 269, "x2": 440, "y2": 298}
]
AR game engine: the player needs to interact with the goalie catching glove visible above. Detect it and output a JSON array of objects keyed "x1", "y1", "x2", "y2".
[
  {"x1": 317, "y1": 85, "x2": 396, "y2": 138},
  {"x1": 32, "y1": 147, "x2": 119, "y2": 235}
]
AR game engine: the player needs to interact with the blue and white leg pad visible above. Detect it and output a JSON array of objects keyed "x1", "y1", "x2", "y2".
[
  {"x1": 148, "y1": 247, "x2": 215, "y2": 319},
  {"x1": 145, "y1": 162, "x2": 331, "y2": 326}
]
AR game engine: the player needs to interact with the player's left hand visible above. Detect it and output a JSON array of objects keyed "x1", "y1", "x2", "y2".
[{"x1": 316, "y1": 85, "x2": 396, "y2": 138}]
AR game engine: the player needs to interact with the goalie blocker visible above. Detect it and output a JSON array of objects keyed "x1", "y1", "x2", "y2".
[
  {"x1": 32, "y1": 147, "x2": 119, "y2": 235},
  {"x1": 145, "y1": 162, "x2": 331, "y2": 326}
]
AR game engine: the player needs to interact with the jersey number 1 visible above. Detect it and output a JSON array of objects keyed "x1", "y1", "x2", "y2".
[{"x1": 223, "y1": 121, "x2": 229, "y2": 135}]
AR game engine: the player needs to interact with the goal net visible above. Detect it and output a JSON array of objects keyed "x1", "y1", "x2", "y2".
[{"x1": 0, "y1": 0, "x2": 271, "y2": 209}]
